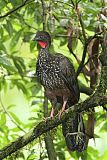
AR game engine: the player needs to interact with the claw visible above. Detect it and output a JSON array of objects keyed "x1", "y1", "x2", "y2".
[
  {"x1": 43, "y1": 107, "x2": 55, "y2": 122},
  {"x1": 43, "y1": 117, "x2": 50, "y2": 122}
]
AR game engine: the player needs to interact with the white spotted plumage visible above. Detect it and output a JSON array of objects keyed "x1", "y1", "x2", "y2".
[{"x1": 36, "y1": 48, "x2": 65, "y2": 89}]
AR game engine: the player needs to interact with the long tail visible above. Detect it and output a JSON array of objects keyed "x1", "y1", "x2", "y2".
[{"x1": 62, "y1": 113, "x2": 87, "y2": 152}]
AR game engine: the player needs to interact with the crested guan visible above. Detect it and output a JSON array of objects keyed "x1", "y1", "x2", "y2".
[{"x1": 33, "y1": 31, "x2": 86, "y2": 152}]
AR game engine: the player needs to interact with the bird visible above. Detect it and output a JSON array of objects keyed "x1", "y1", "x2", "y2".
[{"x1": 33, "y1": 31, "x2": 87, "y2": 152}]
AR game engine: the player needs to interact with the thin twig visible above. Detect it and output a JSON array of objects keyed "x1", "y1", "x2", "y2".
[
  {"x1": 0, "y1": 0, "x2": 34, "y2": 19},
  {"x1": 76, "y1": 6, "x2": 87, "y2": 41},
  {"x1": 66, "y1": 131, "x2": 85, "y2": 137},
  {"x1": 0, "y1": 94, "x2": 26, "y2": 133},
  {"x1": 84, "y1": 53, "x2": 99, "y2": 67},
  {"x1": 56, "y1": 1, "x2": 73, "y2": 7},
  {"x1": 41, "y1": 0, "x2": 47, "y2": 31},
  {"x1": 72, "y1": 2, "x2": 87, "y2": 77},
  {"x1": 76, "y1": 31, "x2": 104, "y2": 77},
  {"x1": 102, "y1": 105, "x2": 107, "y2": 112},
  {"x1": 76, "y1": 42, "x2": 88, "y2": 77},
  {"x1": 70, "y1": 0, "x2": 75, "y2": 6},
  {"x1": 77, "y1": 0, "x2": 82, "y2": 4}
]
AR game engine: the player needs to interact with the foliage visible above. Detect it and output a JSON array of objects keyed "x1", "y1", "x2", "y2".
[{"x1": 0, "y1": 0, "x2": 107, "y2": 159}]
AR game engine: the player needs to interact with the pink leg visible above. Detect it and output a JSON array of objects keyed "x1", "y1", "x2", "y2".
[
  {"x1": 44, "y1": 107, "x2": 54, "y2": 122},
  {"x1": 58, "y1": 100, "x2": 67, "y2": 119},
  {"x1": 50, "y1": 107, "x2": 55, "y2": 118}
]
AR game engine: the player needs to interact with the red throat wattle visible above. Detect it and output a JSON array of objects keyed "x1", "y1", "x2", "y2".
[{"x1": 38, "y1": 41, "x2": 47, "y2": 48}]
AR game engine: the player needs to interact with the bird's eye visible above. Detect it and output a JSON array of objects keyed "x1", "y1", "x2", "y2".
[{"x1": 39, "y1": 35, "x2": 42, "y2": 38}]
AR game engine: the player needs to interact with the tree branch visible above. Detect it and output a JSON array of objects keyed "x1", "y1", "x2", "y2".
[
  {"x1": 72, "y1": 2, "x2": 87, "y2": 77},
  {"x1": 43, "y1": 97, "x2": 57, "y2": 160},
  {"x1": 0, "y1": 0, "x2": 34, "y2": 19},
  {"x1": 75, "y1": 3, "x2": 101, "y2": 77},
  {"x1": 0, "y1": 94, "x2": 107, "y2": 159},
  {"x1": 76, "y1": 41, "x2": 88, "y2": 77},
  {"x1": 76, "y1": 7, "x2": 87, "y2": 41},
  {"x1": 76, "y1": 31, "x2": 104, "y2": 77}
]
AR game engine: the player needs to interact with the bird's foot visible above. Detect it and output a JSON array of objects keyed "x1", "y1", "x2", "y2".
[
  {"x1": 43, "y1": 108, "x2": 54, "y2": 122},
  {"x1": 50, "y1": 114, "x2": 54, "y2": 119},
  {"x1": 43, "y1": 117, "x2": 50, "y2": 122},
  {"x1": 58, "y1": 110, "x2": 65, "y2": 120}
]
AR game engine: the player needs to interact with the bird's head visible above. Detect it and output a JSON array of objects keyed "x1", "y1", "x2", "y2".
[{"x1": 33, "y1": 31, "x2": 51, "y2": 49}]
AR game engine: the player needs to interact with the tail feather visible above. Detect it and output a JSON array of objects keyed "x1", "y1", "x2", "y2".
[{"x1": 62, "y1": 113, "x2": 87, "y2": 152}]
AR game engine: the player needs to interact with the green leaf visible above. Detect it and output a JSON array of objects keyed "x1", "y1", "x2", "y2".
[
  {"x1": 0, "y1": 77, "x2": 7, "y2": 91},
  {"x1": 16, "y1": 81, "x2": 28, "y2": 95},
  {"x1": 7, "y1": 104, "x2": 15, "y2": 110},
  {"x1": 57, "y1": 151, "x2": 65, "y2": 160},
  {"x1": 0, "y1": 113, "x2": 6, "y2": 126},
  {"x1": 27, "y1": 154, "x2": 37, "y2": 160},
  {"x1": 100, "y1": 121, "x2": 107, "y2": 132},
  {"x1": 0, "y1": 42, "x2": 7, "y2": 53},
  {"x1": 4, "y1": 20, "x2": 13, "y2": 37},
  {"x1": 27, "y1": 149, "x2": 38, "y2": 160},
  {"x1": 9, "y1": 111, "x2": 22, "y2": 124},
  {"x1": 87, "y1": 146, "x2": 100, "y2": 160},
  {"x1": 0, "y1": 26, "x2": 4, "y2": 38},
  {"x1": 11, "y1": 127, "x2": 22, "y2": 132},
  {"x1": 0, "y1": 55, "x2": 16, "y2": 72},
  {"x1": 30, "y1": 41, "x2": 36, "y2": 52},
  {"x1": 10, "y1": 0, "x2": 22, "y2": 6},
  {"x1": 12, "y1": 56, "x2": 26, "y2": 76},
  {"x1": 23, "y1": 32, "x2": 34, "y2": 42},
  {"x1": 10, "y1": 30, "x2": 22, "y2": 49}
]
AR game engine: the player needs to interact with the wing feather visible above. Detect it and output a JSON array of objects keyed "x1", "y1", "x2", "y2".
[{"x1": 59, "y1": 56, "x2": 80, "y2": 101}]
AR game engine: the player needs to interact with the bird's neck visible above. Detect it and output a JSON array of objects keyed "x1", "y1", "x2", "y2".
[{"x1": 38, "y1": 47, "x2": 50, "y2": 60}]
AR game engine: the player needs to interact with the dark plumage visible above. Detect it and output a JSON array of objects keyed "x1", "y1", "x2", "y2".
[{"x1": 34, "y1": 31, "x2": 86, "y2": 151}]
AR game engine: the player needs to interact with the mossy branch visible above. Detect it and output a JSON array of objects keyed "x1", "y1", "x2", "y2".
[{"x1": 0, "y1": 32, "x2": 107, "y2": 160}]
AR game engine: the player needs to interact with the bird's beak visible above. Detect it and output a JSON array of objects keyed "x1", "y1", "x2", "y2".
[{"x1": 32, "y1": 36, "x2": 40, "y2": 41}]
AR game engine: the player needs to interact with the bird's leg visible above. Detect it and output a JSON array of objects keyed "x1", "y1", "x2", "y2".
[
  {"x1": 43, "y1": 107, "x2": 55, "y2": 122},
  {"x1": 50, "y1": 98, "x2": 57, "y2": 119},
  {"x1": 50, "y1": 107, "x2": 55, "y2": 118},
  {"x1": 58, "y1": 99, "x2": 67, "y2": 120}
]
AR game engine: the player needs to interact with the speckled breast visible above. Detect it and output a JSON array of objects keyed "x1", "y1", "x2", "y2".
[{"x1": 36, "y1": 55, "x2": 65, "y2": 89}]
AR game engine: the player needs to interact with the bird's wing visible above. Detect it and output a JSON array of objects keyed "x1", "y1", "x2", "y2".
[{"x1": 59, "y1": 56, "x2": 80, "y2": 101}]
